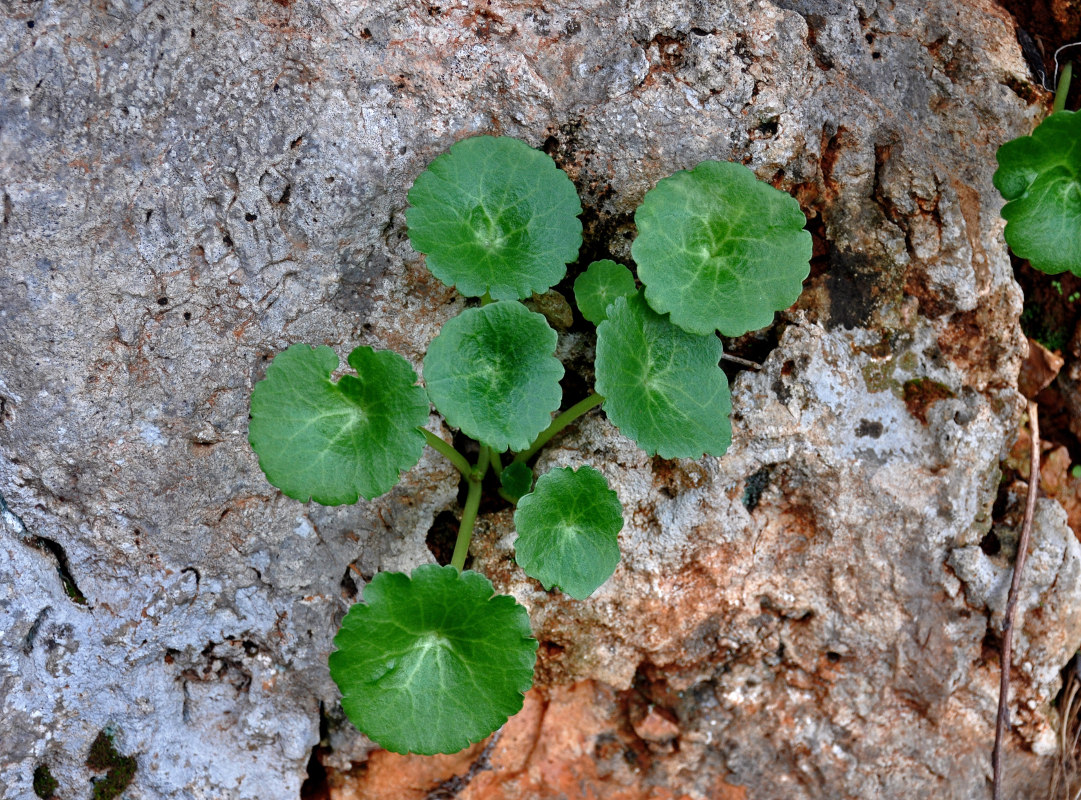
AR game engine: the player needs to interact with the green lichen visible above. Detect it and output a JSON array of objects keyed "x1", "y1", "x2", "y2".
[
  {"x1": 87, "y1": 730, "x2": 136, "y2": 800},
  {"x1": 33, "y1": 765, "x2": 58, "y2": 798}
]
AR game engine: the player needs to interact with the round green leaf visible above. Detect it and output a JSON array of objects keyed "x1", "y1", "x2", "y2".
[
  {"x1": 595, "y1": 293, "x2": 732, "y2": 458},
  {"x1": 500, "y1": 461, "x2": 534, "y2": 501},
  {"x1": 994, "y1": 110, "x2": 1081, "y2": 275},
  {"x1": 632, "y1": 160, "x2": 812, "y2": 336},
  {"x1": 329, "y1": 565, "x2": 537, "y2": 755},
  {"x1": 249, "y1": 344, "x2": 429, "y2": 505},
  {"x1": 423, "y1": 302, "x2": 564, "y2": 452},
  {"x1": 406, "y1": 136, "x2": 583, "y2": 300},
  {"x1": 514, "y1": 466, "x2": 623, "y2": 600},
  {"x1": 573, "y1": 260, "x2": 637, "y2": 324}
]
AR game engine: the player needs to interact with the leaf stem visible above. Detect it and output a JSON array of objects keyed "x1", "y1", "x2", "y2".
[
  {"x1": 451, "y1": 446, "x2": 490, "y2": 572},
  {"x1": 1054, "y1": 61, "x2": 1073, "y2": 113},
  {"x1": 488, "y1": 447, "x2": 504, "y2": 479},
  {"x1": 514, "y1": 393, "x2": 605, "y2": 463},
  {"x1": 421, "y1": 428, "x2": 472, "y2": 477}
]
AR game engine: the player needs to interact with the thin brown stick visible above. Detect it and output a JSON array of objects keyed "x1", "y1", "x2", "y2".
[
  {"x1": 993, "y1": 400, "x2": 1041, "y2": 799},
  {"x1": 720, "y1": 353, "x2": 763, "y2": 370}
]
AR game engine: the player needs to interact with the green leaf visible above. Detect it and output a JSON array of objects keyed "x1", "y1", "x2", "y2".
[
  {"x1": 406, "y1": 136, "x2": 583, "y2": 300},
  {"x1": 514, "y1": 466, "x2": 623, "y2": 599},
  {"x1": 500, "y1": 461, "x2": 534, "y2": 501},
  {"x1": 329, "y1": 565, "x2": 537, "y2": 755},
  {"x1": 249, "y1": 344, "x2": 429, "y2": 505},
  {"x1": 595, "y1": 292, "x2": 732, "y2": 458},
  {"x1": 994, "y1": 111, "x2": 1081, "y2": 275},
  {"x1": 573, "y1": 260, "x2": 637, "y2": 324},
  {"x1": 632, "y1": 161, "x2": 812, "y2": 336},
  {"x1": 423, "y1": 301, "x2": 564, "y2": 452}
]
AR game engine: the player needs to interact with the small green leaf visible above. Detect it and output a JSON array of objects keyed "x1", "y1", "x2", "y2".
[
  {"x1": 573, "y1": 260, "x2": 637, "y2": 324},
  {"x1": 994, "y1": 111, "x2": 1081, "y2": 275},
  {"x1": 423, "y1": 302, "x2": 564, "y2": 452},
  {"x1": 406, "y1": 136, "x2": 583, "y2": 300},
  {"x1": 249, "y1": 344, "x2": 429, "y2": 505},
  {"x1": 595, "y1": 293, "x2": 732, "y2": 458},
  {"x1": 632, "y1": 161, "x2": 812, "y2": 336},
  {"x1": 500, "y1": 461, "x2": 534, "y2": 500},
  {"x1": 329, "y1": 565, "x2": 537, "y2": 755},
  {"x1": 514, "y1": 466, "x2": 623, "y2": 599}
]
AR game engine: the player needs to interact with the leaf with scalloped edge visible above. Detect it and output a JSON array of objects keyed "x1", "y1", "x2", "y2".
[
  {"x1": 514, "y1": 466, "x2": 623, "y2": 600},
  {"x1": 994, "y1": 110, "x2": 1081, "y2": 275},
  {"x1": 632, "y1": 160, "x2": 812, "y2": 336},
  {"x1": 407, "y1": 136, "x2": 583, "y2": 300},
  {"x1": 500, "y1": 461, "x2": 534, "y2": 501},
  {"x1": 595, "y1": 292, "x2": 732, "y2": 458},
  {"x1": 329, "y1": 564, "x2": 537, "y2": 755},
  {"x1": 423, "y1": 301, "x2": 564, "y2": 452},
  {"x1": 573, "y1": 260, "x2": 637, "y2": 324},
  {"x1": 249, "y1": 344, "x2": 429, "y2": 505}
]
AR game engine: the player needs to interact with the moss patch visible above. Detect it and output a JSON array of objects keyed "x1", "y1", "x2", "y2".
[{"x1": 87, "y1": 730, "x2": 136, "y2": 800}]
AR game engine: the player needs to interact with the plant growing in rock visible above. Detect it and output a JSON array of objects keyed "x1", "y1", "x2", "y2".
[
  {"x1": 248, "y1": 134, "x2": 811, "y2": 754},
  {"x1": 994, "y1": 60, "x2": 1080, "y2": 275}
]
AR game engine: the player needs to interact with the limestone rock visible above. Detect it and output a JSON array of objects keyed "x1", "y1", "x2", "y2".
[{"x1": 1, "y1": 0, "x2": 1076, "y2": 798}]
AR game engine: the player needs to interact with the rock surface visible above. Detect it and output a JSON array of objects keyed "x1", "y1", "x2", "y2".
[{"x1": 1, "y1": 0, "x2": 1078, "y2": 799}]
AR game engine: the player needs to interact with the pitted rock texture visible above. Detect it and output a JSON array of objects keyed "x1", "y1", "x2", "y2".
[{"x1": 1, "y1": 0, "x2": 1078, "y2": 799}]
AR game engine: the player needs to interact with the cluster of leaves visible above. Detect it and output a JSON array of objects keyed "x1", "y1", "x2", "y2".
[
  {"x1": 995, "y1": 61, "x2": 1080, "y2": 277},
  {"x1": 249, "y1": 135, "x2": 811, "y2": 754}
]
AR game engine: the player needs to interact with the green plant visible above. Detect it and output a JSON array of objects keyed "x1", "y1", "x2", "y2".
[
  {"x1": 248, "y1": 134, "x2": 810, "y2": 754},
  {"x1": 995, "y1": 61, "x2": 1080, "y2": 275}
]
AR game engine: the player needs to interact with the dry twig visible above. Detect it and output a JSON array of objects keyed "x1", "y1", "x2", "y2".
[{"x1": 993, "y1": 400, "x2": 1041, "y2": 800}]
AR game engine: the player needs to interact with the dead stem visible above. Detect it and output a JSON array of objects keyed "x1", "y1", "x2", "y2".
[{"x1": 993, "y1": 400, "x2": 1041, "y2": 799}]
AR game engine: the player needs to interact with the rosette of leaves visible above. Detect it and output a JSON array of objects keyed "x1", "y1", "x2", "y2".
[
  {"x1": 573, "y1": 259, "x2": 637, "y2": 324},
  {"x1": 994, "y1": 109, "x2": 1081, "y2": 275},
  {"x1": 248, "y1": 344, "x2": 429, "y2": 505},
  {"x1": 423, "y1": 301, "x2": 564, "y2": 452},
  {"x1": 514, "y1": 466, "x2": 624, "y2": 599},
  {"x1": 595, "y1": 292, "x2": 732, "y2": 458},
  {"x1": 329, "y1": 565, "x2": 537, "y2": 755},
  {"x1": 406, "y1": 135, "x2": 584, "y2": 300},
  {"x1": 632, "y1": 160, "x2": 812, "y2": 337}
]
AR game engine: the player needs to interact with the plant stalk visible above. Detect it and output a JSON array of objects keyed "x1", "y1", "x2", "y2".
[
  {"x1": 488, "y1": 446, "x2": 503, "y2": 479},
  {"x1": 513, "y1": 393, "x2": 605, "y2": 463},
  {"x1": 421, "y1": 429, "x2": 472, "y2": 477},
  {"x1": 450, "y1": 446, "x2": 490, "y2": 572},
  {"x1": 1054, "y1": 61, "x2": 1073, "y2": 114}
]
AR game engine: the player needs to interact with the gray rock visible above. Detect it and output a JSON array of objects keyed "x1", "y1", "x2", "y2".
[{"x1": 0, "y1": 0, "x2": 1075, "y2": 797}]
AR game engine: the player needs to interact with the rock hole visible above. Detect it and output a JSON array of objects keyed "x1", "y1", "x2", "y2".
[
  {"x1": 979, "y1": 530, "x2": 1001, "y2": 556},
  {"x1": 31, "y1": 535, "x2": 88, "y2": 606},
  {"x1": 756, "y1": 116, "x2": 780, "y2": 138},
  {"x1": 157, "y1": 297, "x2": 168, "y2": 306},
  {"x1": 278, "y1": 184, "x2": 291, "y2": 204},
  {"x1": 340, "y1": 566, "x2": 358, "y2": 599},
  {"x1": 183, "y1": 311, "x2": 191, "y2": 320},
  {"x1": 742, "y1": 467, "x2": 772, "y2": 512},
  {"x1": 27, "y1": 19, "x2": 35, "y2": 29},
  {"x1": 426, "y1": 509, "x2": 460, "y2": 566},
  {"x1": 826, "y1": 651, "x2": 842, "y2": 662},
  {"x1": 222, "y1": 234, "x2": 233, "y2": 247},
  {"x1": 244, "y1": 212, "x2": 256, "y2": 222},
  {"x1": 300, "y1": 706, "x2": 331, "y2": 800}
]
